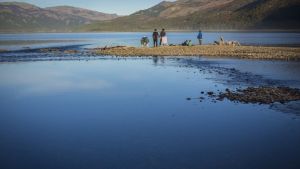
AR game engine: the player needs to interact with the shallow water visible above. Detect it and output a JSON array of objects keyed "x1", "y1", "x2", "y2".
[
  {"x1": 0, "y1": 33, "x2": 300, "y2": 169},
  {"x1": 0, "y1": 56, "x2": 300, "y2": 169}
]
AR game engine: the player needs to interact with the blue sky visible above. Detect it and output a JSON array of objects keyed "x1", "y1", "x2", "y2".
[{"x1": 0, "y1": 0, "x2": 176, "y2": 15}]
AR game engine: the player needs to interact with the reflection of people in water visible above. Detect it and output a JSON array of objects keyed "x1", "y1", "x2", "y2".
[
  {"x1": 160, "y1": 56, "x2": 165, "y2": 64},
  {"x1": 152, "y1": 56, "x2": 159, "y2": 65},
  {"x1": 152, "y1": 56, "x2": 165, "y2": 65}
]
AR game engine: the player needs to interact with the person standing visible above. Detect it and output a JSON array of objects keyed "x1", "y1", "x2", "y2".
[
  {"x1": 160, "y1": 28, "x2": 168, "y2": 46},
  {"x1": 197, "y1": 30, "x2": 203, "y2": 45},
  {"x1": 152, "y1": 29, "x2": 159, "y2": 47}
]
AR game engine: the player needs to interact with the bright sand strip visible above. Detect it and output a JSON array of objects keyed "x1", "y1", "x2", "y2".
[{"x1": 94, "y1": 45, "x2": 300, "y2": 60}]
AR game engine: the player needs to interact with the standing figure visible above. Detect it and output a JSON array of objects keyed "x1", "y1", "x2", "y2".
[
  {"x1": 160, "y1": 29, "x2": 168, "y2": 46},
  {"x1": 197, "y1": 30, "x2": 203, "y2": 45},
  {"x1": 152, "y1": 29, "x2": 159, "y2": 47}
]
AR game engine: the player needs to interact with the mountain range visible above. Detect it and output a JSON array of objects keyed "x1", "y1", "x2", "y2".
[
  {"x1": 83, "y1": 0, "x2": 300, "y2": 31},
  {"x1": 0, "y1": 2, "x2": 118, "y2": 32},
  {"x1": 0, "y1": 0, "x2": 300, "y2": 32}
]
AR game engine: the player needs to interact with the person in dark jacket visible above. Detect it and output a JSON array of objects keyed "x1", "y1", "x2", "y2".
[
  {"x1": 152, "y1": 29, "x2": 159, "y2": 47},
  {"x1": 197, "y1": 30, "x2": 203, "y2": 45}
]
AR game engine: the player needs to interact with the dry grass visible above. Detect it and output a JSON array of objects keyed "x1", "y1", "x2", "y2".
[{"x1": 94, "y1": 45, "x2": 300, "y2": 60}]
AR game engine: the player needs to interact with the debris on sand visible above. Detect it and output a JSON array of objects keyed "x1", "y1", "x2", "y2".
[
  {"x1": 217, "y1": 87, "x2": 300, "y2": 104},
  {"x1": 213, "y1": 36, "x2": 241, "y2": 46}
]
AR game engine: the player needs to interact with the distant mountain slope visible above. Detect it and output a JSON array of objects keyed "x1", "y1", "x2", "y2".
[
  {"x1": 232, "y1": 0, "x2": 300, "y2": 28},
  {"x1": 134, "y1": 0, "x2": 241, "y2": 18},
  {"x1": 0, "y1": 2, "x2": 118, "y2": 32},
  {"x1": 1, "y1": 0, "x2": 299, "y2": 32},
  {"x1": 46, "y1": 6, "x2": 118, "y2": 21},
  {"x1": 83, "y1": 0, "x2": 300, "y2": 31}
]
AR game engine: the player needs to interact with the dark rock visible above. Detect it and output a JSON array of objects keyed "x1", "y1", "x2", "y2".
[{"x1": 216, "y1": 86, "x2": 300, "y2": 105}]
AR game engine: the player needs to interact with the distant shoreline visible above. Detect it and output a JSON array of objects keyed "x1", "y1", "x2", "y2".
[
  {"x1": 0, "y1": 40, "x2": 84, "y2": 46},
  {"x1": 1, "y1": 29, "x2": 300, "y2": 34}
]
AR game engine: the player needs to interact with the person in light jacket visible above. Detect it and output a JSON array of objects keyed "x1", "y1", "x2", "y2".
[{"x1": 160, "y1": 29, "x2": 168, "y2": 46}]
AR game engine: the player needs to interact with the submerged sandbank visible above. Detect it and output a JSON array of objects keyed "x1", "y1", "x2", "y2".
[
  {"x1": 0, "y1": 40, "x2": 83, "y2": 46},
  {"x1": 94, "y1": 45, "x2": 300, "y2": 60},
  {"x1": 0, "y1": 49, "x2": 7, "y2": 53}
]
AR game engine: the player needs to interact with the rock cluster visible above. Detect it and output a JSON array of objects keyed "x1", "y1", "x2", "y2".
[{"x1": 217, "y1": 87, "x2": 300, "y2": 104}]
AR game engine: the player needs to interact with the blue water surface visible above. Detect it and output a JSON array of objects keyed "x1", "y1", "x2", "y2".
[
  {"x1": 1, "y1": 32, "x2": 300, "y2": 50},
  {"x1": 0, "y1": 33, "x2": 300, "y2": 169},
  {"x1": 0, "y1": 57, "x2": 300, "y2": 169}
]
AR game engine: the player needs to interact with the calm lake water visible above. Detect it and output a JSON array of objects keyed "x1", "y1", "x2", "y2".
[
  {"x1": 0, "y1": 33, "x2": 300, "y2": 169},
  {"x1": 1, "y1": 32, "x2": 300, "y2": 50}
]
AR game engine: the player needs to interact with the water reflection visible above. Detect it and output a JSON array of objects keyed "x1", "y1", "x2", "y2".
[
  {"x1": 0, "y1": 57, "x2": 300, "y2": 169},
  {"x1": 152, "y1": 56, "x2": 158, "y2": 65},
  {"x1": 0, "y1": 62, "x2": 112, "y2": 95},
  {"x1": 175, "y1": 57, "x2": 300, "y2": 88},
  {"x1": 271, "y1": 101, "x2": 300, "y2": 116},
  {"x1": 152, "y1": 56, "x2": 165, "y2": 66}
]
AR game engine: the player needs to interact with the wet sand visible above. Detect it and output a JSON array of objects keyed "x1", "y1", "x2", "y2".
[{"x1": 94, "y1": 45, "x2": 300, "y2": 60}]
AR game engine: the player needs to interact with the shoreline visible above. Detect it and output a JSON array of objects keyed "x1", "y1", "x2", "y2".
[
  {"x1": 0, "y1": 40, "x2": 84, "y2": 46},
  {"x1": 1, "y1": 29, "x2": 300, "y2": 34},
  {"x1": 93, "y1": 45, "x2": 300, "y2": 60}
]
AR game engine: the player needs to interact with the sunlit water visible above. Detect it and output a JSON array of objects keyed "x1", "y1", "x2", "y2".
[{"x1": 0, "y1": 33, "x2": 300, "y2": 169}]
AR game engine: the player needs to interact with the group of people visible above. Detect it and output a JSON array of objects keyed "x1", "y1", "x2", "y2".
[
  {"x1": 141, "y1": 28, "x2": 168, "y2": 47},
  {"x1": 141, "y1": 29, "x2": 203, "y2": 47}
]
